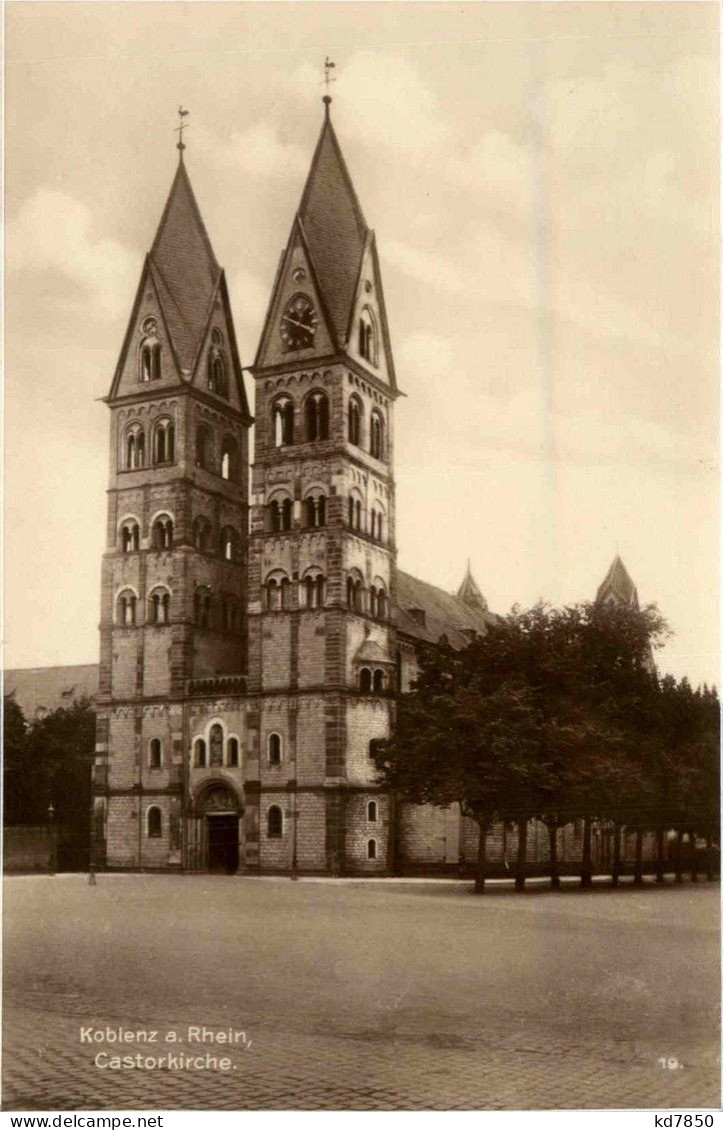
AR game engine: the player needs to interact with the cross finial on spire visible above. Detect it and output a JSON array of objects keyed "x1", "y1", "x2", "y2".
[
  {"x1": 323, "y1": 56, "x2": 336, "y2": 114},
  {"x1": 175, "y1": 106, "x2": 189, "y2": 156}
]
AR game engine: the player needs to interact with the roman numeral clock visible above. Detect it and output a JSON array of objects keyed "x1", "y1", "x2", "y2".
[{"x1": 280, "y1": 293, "x2": 317, "y2": 351}]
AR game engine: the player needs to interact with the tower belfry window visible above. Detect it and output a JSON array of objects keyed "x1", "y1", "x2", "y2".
[
  {"x1": 358, "y1": 307, "x2": 377, "y2": 365},
  {"x1": 272, "y1": 398, "x2": 294, "y2": 447},
  {"x1": 140, "y1": 331, "x2": 161, "y2": 383},
  {"x1": 153, "y1": 419, "x2": 175, "y2": 465},
  {"x1": 304, "y1": 392, "x2": 329, "y2": 442}
]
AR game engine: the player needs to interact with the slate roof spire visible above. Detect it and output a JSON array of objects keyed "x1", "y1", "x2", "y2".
[
  {"x1": 456, "y1": 561, "x2": 488, "y2": 612},
  {"x1": 296, "y1": 100, "x2": 369, "y2": 345},
  {"x1": 148, "y1": 158, "x2": 221, "y2": 372},
  {"x1": 595, "y1": 555, "x2": 640, "y2": 609}
]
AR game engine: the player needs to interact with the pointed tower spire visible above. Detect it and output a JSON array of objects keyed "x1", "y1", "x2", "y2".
[
  {"x1": 148, "y1": 159, "x2": 220, "y2": 372},
  {"x1": 295, "y1": 107, "x2": 368, "y2": 346},
  {"x1": 457, "y1": 563, "x2": 488, "y2": 612},
  {"x1": 595, "y1": 555, "x2": 640, "y2": 609}
]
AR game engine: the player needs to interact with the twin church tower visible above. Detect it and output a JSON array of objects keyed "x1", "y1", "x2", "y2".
[{"x1": 94, "y1": 100, "x2": 492, "y2": 874}]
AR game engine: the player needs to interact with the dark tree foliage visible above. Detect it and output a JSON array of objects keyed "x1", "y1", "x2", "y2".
[
  {"x1": 4, "y1": 697, "x2": 95, "y2": 867},
  {"x1": 373, "y1": 600, "x2": 718, "y2": 891}
]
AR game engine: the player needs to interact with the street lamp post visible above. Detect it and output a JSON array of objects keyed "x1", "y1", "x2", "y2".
[{"x1": 47, "y1": 802, "x2": 57, "y2": 875}]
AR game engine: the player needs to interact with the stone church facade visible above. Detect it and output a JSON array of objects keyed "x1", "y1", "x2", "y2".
[{"x1": 90, "y1": 103, "x2": 648, "y2": 876}]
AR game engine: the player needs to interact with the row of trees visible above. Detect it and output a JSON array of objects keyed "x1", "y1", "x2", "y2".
[{"x1": 373, "y1": 601, "x2": 719, "y2": 891}]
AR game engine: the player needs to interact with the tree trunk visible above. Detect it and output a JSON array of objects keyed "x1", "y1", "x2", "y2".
[
  {"x1": 705, "y1": 836, "x2": 715, "y2": 881},
  {"x1": 515, "y1": 817, "x2": 528, "y2": 891},
  {"x1": 691, "y1": 832, "x2": 699, "y2": 882},
  {"x1": 580, "y1": 818, "x2": 593, "y2": 888},
  {"x1": 548, "y1": 822, "x2": 560, "y2": 890},
  {"x1": 633, "y1": 829, "x2": 644, "y2": 885},
  {"x1": 674, "y1": 830, "x2": 684, "y2": 883},
  {"x1": 474, "y1": 819, "x2": 488, "y2": 894},
  {"x1": 655, "y1": 826, "x2": 665, "y2": 883},
  {"x1": 611, "y1": 824, "x2": 622, "y2": 888}
]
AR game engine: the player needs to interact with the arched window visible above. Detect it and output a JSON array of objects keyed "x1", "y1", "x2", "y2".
[
  {"x1": 140, "y1": 340, "x2": 161, "y2": 383},
  {"x1": 367, "y1": 838, "x2": 377, "y2": 860},
  {"x1": 367, "y1": 800, "x2": 378, "y2": 823},
  {"x1": 370, "y1": 582, "x2": 387, "y2": 620},
  {"x1": 209, "y1": 723, "x2": 224, "y2": 768},
  {"x1": 196, "y1": 423, "x2": 212, "y2": 471},
  {"x1": 264, "y1": 572, "x2": 291, "y2": 612},
  {"x1": 117, "y1": 590, "x2": 137, "y2": 626},
  {"x1": 120, "y1": 520, "x2": 140, "y2": 553},
  {"x1": 194, "y1": 587, "x2": 212, "y2": 628},
  {"x1": 193, "y1": 516, "x2": 211, "y2": 551},
  {"x1": 370, "y1": 508, "x2": 385, "y2": 542},
  {"x1": 208, "y1": 352, "x2": 228, "y2": 398},
  {"x1": 373, "y1": 668, "x2": 385, "y2": 692},
  {"x1": 125, "y1": 426, "x2": 145, "y2": 470},
  {"x1": 304, "y1": 493, "x2": 326, "y2": 528},
  {"x1": 304, "y1": 391, "x2": 330, "y2": 442},
  {"x1": 153, "y1": 418, "x2": 175, "y2": 465},
  {"x1": 377, "y1": 588, "x2": 387, "y2": 620},
  {"x1": 347, "y1": 574, "x2": 364, "y2": 612},
  {"x1": 227, "y1": 737, "x2": 239, "y2": 768},
  {"x1": 268, "y1": 497, "x2": 293, "y2": 533},
  {"x1": 360, "y1": 667, "x2": 372, "y2": 693},
  {"x1": 148, "y1": 587, "x2": 170, "y2": 625},
  {"x1": 151, "y1": 515, "x2": 173, "y2": 551},
  {"x1": 194, "y1": 738, "x2": 206, "y2": 768},
  {"x1": 370, "y1": 411, "x2": 385, "y2": 460},
  {"x1": 267, "y1": 805, "x2": 283, "y2": 838},
  {"x1": 348, "y1": 495, "x2": 363, "y2": 531},
  {"x1": 272, "y1": 397, "x2": 294, "y2": 447},
  {"x1": 221, "y1": 526, "x2": 239, "y2": 562},
  {"x1": 149, "y1": 739, "x2": 162, "y2": 769},
  {"x1": 147, "y1": 806, "x2": 162, "y2": 838},
  {"x1": 268, "y1": 733, "x2": 282, "y2": 765},
  {"x1": 221, "y1": 437, "x2": 238, "y2": 481},
  {"x1": 358, "y1": 307, "x2": 377, "y2": 365},
  {"x1": 348, "y1": 396, "x2": 362, "y2": 446},
  {"x1": 301, "y1": 569, "x2": 325, "y2": 610}
]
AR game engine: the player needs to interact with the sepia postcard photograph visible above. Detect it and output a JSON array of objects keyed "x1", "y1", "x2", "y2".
[{"x1": 2, "y1": 0, "x2": 720, "y2": 1117}]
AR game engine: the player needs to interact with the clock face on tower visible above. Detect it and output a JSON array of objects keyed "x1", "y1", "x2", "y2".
[{"x1": 280, "y1": 294, "x2": 317, "y2": 352}]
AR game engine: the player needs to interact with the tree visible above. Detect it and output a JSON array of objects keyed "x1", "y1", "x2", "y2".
[
  {"x1": 373, "y1": 599, "x2": 670, "y2": 891},
  {"x1": 3, "y1": 696, "x2": 29, "y2": 825},
  {"x1": 3, "y1": 697, "x2": 95, "y2": 870}
]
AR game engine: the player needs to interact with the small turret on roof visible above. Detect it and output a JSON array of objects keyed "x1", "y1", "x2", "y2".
[
  {"x1": 456, "y1": 561, "x2": 488, "y2": 612},
  {"x1": 595, "y1": 555, "x2": 640, "y2": 609}
]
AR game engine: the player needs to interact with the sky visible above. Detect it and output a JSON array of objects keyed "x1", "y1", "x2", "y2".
[{"x1": 4, "y1": 1, "x2": 720, "y2": 687}]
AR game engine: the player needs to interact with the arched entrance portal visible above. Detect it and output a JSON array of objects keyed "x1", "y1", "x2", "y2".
[{"x1": 196, "y1": 784, "x2": 242, "y2": 874}]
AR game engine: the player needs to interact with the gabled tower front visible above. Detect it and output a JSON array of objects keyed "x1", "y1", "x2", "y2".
[
  {"x1": 94, "y1": 150, "x2": 252, "y2": 871},
  {"x1": 247, "y1": 97, "x2": 400, "y2": 874}
]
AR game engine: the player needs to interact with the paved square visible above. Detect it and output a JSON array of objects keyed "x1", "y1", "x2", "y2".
[{"x1": 2, "y1": 876, "x2": 719, "y2": 1110}]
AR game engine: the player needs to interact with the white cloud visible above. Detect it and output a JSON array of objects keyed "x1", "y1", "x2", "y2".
[
  {"x1": 449, "y1": 130, "x2": 534, "y2": 218},
  {"x1": 396, "y1": 330, "x2": 709, "y2": 473},
  {"x1": 7, "y1": 188, "x2": 138, "y2": 320},
  {"x1": 196, "y1": 121, "x2": 307, "y2": 181},
  {"x1": 287, "y1": 50, "x2": 451, "y2": 161}
]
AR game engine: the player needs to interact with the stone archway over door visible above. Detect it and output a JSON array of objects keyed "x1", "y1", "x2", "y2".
[{"x1": 200, "y1": 785, "x2": 241, "y2": 874}]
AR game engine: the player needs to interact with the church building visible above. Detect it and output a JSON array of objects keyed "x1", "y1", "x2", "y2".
[
  {"x1": 93, "y1": 98, "x2": 499, "y2": 874},
  {"x1": 90, "y1": 99, "x2": 649, "y2": 876}
]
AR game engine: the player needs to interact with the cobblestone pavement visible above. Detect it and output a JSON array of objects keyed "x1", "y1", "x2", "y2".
[{"x1": 3, "y1": 876, "x2": 720, "y2": 1110}]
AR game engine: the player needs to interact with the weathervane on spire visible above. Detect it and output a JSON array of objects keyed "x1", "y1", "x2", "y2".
[
  {"x1": 175, "y1": 106, "x2": 189, "y2": 154},
  {"x1": 323, "y1": 57, "x2": 336, "y2": 112}
]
